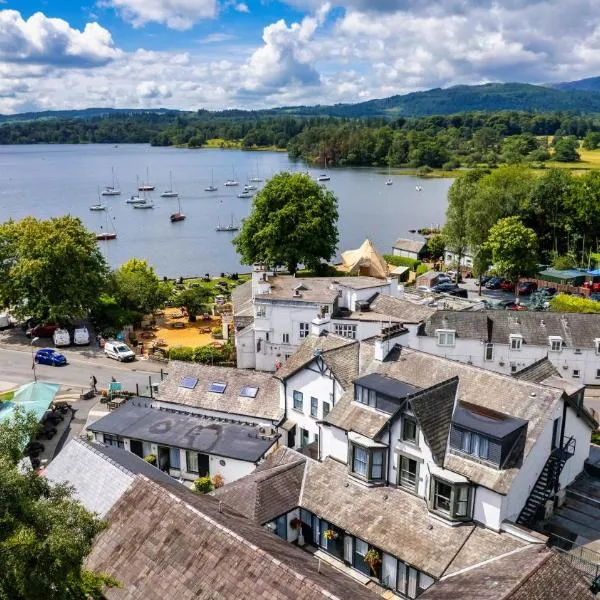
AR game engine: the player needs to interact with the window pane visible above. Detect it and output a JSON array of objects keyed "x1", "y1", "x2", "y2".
[
  {"x1": 353, "y1": 446, "x2": 368, "y2": 476},
  {"x1": 293, "y1": 390, "x2": 303, "y2": 410},
  {"x1": 455, "y1": 485, "x2": 470, "y2": 517},
  {"x1": 186, "y1": 451, "x2": 199, "y2": 473},
  {"x1": 399, "y1": 456, "x2": 417, "y2": 491},
  {"x1": 300, "y1": 509, "x2": 312, "y2": 525},
  {"x1": 434, "y1": 480, "x2": 452, "y2": 513},
  {"x1": 461, "y1": 430, "x2": 471, "y2": 452},
  {"x1": 470, "y1": 433, "x2": 480, "y2": 456},
  {"x1": 369, "y1": 390, "x2": 376, "y2": 407},
  {"x1": 403, "y1": 417, "x2": 417, "y2": 442},
  {"x1": 407, "y1": 567, "x2": 418, "y2": 599},
  {"x1": 371, "y1": 450, "x2": 383, "y2": 480},
  {"x1": 169, "y1": 448, "x2": 181, "y2": 469},
  {"x1": 323, "y1": 401, "x2": 331, "y2": 417},
  {"x1": 311, "y1": 397, "x2": 318, "y2": 417},
  {"x1": 355, "y1": 538, "x2": 368, "y2": 556},
  {"x1": 397, "y1": 562, "x2": 407, "y2": 594},
  {"x1": 479, "y1": 436, "x2": 489, "y2": 459}
]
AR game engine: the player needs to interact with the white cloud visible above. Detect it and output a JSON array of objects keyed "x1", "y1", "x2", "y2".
[
  {"x1": 234, "y1": 3, "x2": 250, "y2": 13},
  {"x1": 0, "y1": 9, "x2": 120, "y2": 67},
  {"x1": 199, "y1": 32, "x2": 235, "y2": 43},
  {"x1": 103, "y1": 0, "x2": 217, "y2": 30},
  {"x1": 136, "y1": 81, "x2": 172, "y2": 99}
]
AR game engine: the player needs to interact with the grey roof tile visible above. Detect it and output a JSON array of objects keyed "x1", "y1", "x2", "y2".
[
  {"x1": 512, "y1": 357, "x2": 560, "y2": 383},
  {"x1": 157, "y1": 361, "x2": 283, "y2": 422},
  {"x1": 371, "y1": 294, "x2": 437, "y2": 323},
  {"x1": 392, "y1": 238, "x2": 426, "y2": 253}
]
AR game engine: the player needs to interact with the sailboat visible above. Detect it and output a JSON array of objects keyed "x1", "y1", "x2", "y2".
[
  {"x1": 90, "y1": 188, "x2": 106, "y2": 211},
  {"x1": 249, "y1": 160, "x2": 262, "y2": 182},
  {"x1": 244, "y1": 183, "x2": 257, "y2": 191},
  {"x1": 416, "y1": 185, "x2": 423, "y2": 192},
  {"x1": 96, "y1": 208, "x2": 117, "y2": 240},
  {"x1": 161, "y1": 171, "x2": 178, "y2": 198},
  {"x1": 237, "y1": 190, "x2": 253, "y2": 198},
  {"x1": 216, "y1": 214, "x2": 238, "y2": 232},
  {"x1": 132, "y1": 190, "x2": 154, "y2": 209},
  {"x1": 205, "y1": 169, "x2": 218, "y2": 192},
  {"x1": 170, "y1": 196, "x2": 185, "y2": 222},
  {"x1": 138, "y1": 167, "x2": 155, "y2": 191},
  {"x1": 386, "y1": 163, "x2": 393, "y2": 186},
  {"x1": 317, "y1": 158, "x2": 330, "y2": 182},
  {"x1": 101, "y1": 167, "x2": 121, "y2": 196},
  {"x1": 224, "y1": 167, "x2": 239, "y2": 187}
]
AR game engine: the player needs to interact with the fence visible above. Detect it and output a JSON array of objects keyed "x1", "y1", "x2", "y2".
[
  {"x1": 135, "y1": 369, "x2": 168, "y2": 399},
  {"x1": 549, "y1": 532, "x2": 600, "y2": 581}
]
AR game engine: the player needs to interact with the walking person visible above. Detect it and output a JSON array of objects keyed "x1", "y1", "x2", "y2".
[{"x1": 90, "y1": 375, "x2": 97, "y2": 393}]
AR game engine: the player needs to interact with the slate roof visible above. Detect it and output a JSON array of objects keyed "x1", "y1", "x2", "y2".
[
  {"x1": 420, "y1": 546, "x2": 595, "y2": 600},
  {"x1": 274, "y1": 332, "x2": 359, "y2": 389},
  {"x1": 231, "y1": 280, "x2": 253, "y2": 329},
  {"x1": 392, "y1": 238, "x2": 426, "y2": 254},
  {"x1": 212, "y1": 447, "x2": 308, "y2": 524},
  {"x1": 410, "y1": 378, "x2": 458, "y2": 466},
  {"x1": 44, "y1": 438, "x2": 177, "y2": 517},
  {"x1": 89, "y1": 400, "x2": 278, "y2": 462},
  {"x1": 86, "y1": 476, "x2": 381, "y2": 600},
  {"x1": 371, "y1": 293, "x2": 437, "y2": 324},
  {"x1": 422, "y1": 310, "x2": 600, "y2": 349},
  {"x1": 512, "y1": 357, "x2": 560, "y2": 383},
  {"x1": 255, "y1": 275, "x2": 389, "y2": 303},
  {"x1": 324, "y1": 391, "x2": 391, "y2": 438},
  {"x1": 156, "y1": 360, "x2": 282, "y2": 421},
  {"x1": 299, "y1": 458, "x2": 529, "y2": 579}
]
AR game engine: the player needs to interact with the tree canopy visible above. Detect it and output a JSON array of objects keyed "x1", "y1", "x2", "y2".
[
  {"x1": 0, "y1": 216, "x2": 108, "y2": 324},
  {"x1": 233, "y1": 172, "x2": 339, "y2": 274},
  {"x1": 0, "y1": 409, "x2": 118, "y2": 599},
  {"x1": 176, "y1": 286, "x2": 212, "y2": 319}
]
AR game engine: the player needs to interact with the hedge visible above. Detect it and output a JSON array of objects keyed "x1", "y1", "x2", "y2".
[
  {"x1": 383, "y1": 254, "x2": 421, "y2": 270},
  {"x1": 550, "y1": 294, "x2": 600, "y2": 314},
  {"x1": 416, "y1": 264, "x2": 429, "y2": 276},
  {"x1": 168, "y1": 343, "x2": 234, "y2": 364}
]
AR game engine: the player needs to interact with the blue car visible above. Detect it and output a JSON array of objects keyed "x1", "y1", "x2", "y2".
[{"x1": 35, "y1": 348, "x2": 67, "y2": 366}]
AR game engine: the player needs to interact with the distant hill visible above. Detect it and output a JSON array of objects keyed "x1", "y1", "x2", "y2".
[
  {"x1": 0, "y1": 107, "x2": 183, "y2": 124},
  {"x1": 550, "y1": 76, "x2": 600, "y2": 93}
]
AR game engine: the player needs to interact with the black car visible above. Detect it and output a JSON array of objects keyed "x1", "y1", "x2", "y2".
[
  {"x1": 431, "y1": 282, "x2": 460, "y2": 293},
  {"x1": 475, "y1": 275, "x2": 491, "y2": 286},
  {"x1": 539, "y1": 287, "x2": 557, "y2": 297},
  {"x1": 485, "y1": 277, "x2": 505, "y2": 289}
]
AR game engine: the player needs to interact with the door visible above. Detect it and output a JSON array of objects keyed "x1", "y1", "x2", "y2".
[
  {"x1": 197, "y1": 452, "x2": 210, "y2": 477},
  {"x1": 552, "y1": 417, "x2": 562, "y2": 449},
  {"x1": 130, "y1": 439, "x2": 143, "y2": 458},
  {"x1": 157, "y1": 446, "x2": 170, "y2": 472},
  {"x1": 287, "y1": 426, "x2": 296, "y2": 448}
]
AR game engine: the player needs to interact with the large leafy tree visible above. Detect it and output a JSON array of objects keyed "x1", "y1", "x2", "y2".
[
  {"x1": 484, "y1": 217, "x2": 538, "y2": 294},
  {"x1": 176, "y1": 286, "x2": 212, "y2": 321},
  {"x1": 0, "y1": 409, "x2": 118, "y2": 599},
  {"x1": 233, "y1": 172, "x2": 339, "y2": 274},
  {"x1": 0, "y1": 216, "x2": 108, "y2": 323}
]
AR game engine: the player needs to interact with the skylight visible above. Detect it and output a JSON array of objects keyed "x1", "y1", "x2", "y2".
[
  {"x1": 209, "y1": 382, "x2": 227, "y2": 394},
  {"x1": 179, "y1": 377, "x2": 198, "y2": 390},
  {"x1": 240, "y1": 386, "x2": 259, "y2": 398}
]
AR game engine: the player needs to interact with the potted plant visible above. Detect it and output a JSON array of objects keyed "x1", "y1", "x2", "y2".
[
  {"x1": 290, "y1": 517, "x2": 304, "y2": 546},
  {"x1": 364, "y1": 549, "x2": 381, "y2": 577},
  {"x1": 323, "y1": 529, "x2": 338, "y2": 541},
  {"x1": 144, "y1": 454, "x2": 157, "y2": 466}
]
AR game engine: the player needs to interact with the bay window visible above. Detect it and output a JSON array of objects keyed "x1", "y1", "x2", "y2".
[
  {"x1": 430, "y1": 478, "x2": 472, "y2": 520},
  {"x1": 350, "y1": 443, "x2": 386, "y2": 483}
]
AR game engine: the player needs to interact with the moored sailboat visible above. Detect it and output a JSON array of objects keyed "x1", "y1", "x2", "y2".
[
  {"x1": 138, "y1": 167, "x2": 155, "y2": 191},
  {"x1": 161, "y1": 171, "x2": 178, "y2": 198},
  {"x1": 205, "y1": 169, "x2": 218, "y2": 192},
  {"x1": 101, "y1": 167, "x2": 121, "y2": 196},
  {"x1": 96, "y1": 208, "x2": 117, "y2": 240},
  {"x1": 170, "y1": 197, "x2": 185, "y2": 222},
  {"x1": 216, "y1": 214, "x2": 238, "y2": 232}
]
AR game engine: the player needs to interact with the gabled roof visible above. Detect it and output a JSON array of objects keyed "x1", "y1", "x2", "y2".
[
  {"x1": 212, "y1": 447, "x2": 308, "y2": 524},
  {"x1": 420, "y1": 546, "x2": 595, "y2": 600},
  {"x1": 512, "y1": 357, "x2": 560, "y2": 383},
  {"x1": 371, "y1": 293, "x2": 437, "y2": 324},
  {"x1": 393, "y1": 238, "x2": 426, "y2": 253},
  {"x1": 274, "y1": 332, "x2": 359, "y2": 389},
  {"x1": 44, "y1": 438, "x2": 179, "y2": 517},
  {"x1": 86, "y1": 476, "x2": 381, "y2": 600},
  {"x1": 324, "y1": 391, "x2": 391, "y2": 438},
  {"x1": 299, "y1": 458, "x2": 529, "y2": 579},
  {"x1": 410, "y1": 378, "x2": 458, "y2": 466},
  {"x1": 157, "y1": 361, "x2": 282, "y2": 422}
]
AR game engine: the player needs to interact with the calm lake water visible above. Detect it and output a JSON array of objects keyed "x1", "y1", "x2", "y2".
[{"x1": 0, "y1": 144, "x2": 452, "y2": 277}]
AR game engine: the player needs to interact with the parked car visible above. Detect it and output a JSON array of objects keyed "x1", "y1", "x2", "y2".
[
  {"x1": 583, "y1": 281, "x2": 600, "y2": 292},
  {"x1": 499, "y1": 280, "x2": 516, "y2": 292},
  {"x1": 53, "y1": 328, "x2": 71, "y2": 347},
  {"x1": 34, "y1": 348, "x2": 67, "y2": 366},
  {"x1": 104, "y1": 340, "x2": 135, "y2": 362},
  {"x1": 518, "y1": 281, "x2": 538, "y2": 295},
  {"x1": 26, "y1": 323, "x2": 59, "y2": 338},
  {"x1": 431, "y1": 282, "x2": 460, "y2": 293},
  {"x1": 475, "y1": 275, "x2": 491, "y2": 286},
  {"x1": 485, "y1": 277, "x2": 505, "y2": 289},
  {"x1": 496, "y1": 299, "x2": 526, "y2": 310},
  {"x1": 590, "y1": 293, "x2": 600, "y2": 302},
  {"x1": 539, "y1": 287, "x2": 557, "y2": 297},
  {"x1": 436, "y1": 275, "x2": 452, "y2": 284},
  {"x1": 0, "y1": 312, "x2": 16, "y2": 330},
  {"x1": 448, "y1": 287, "x2": 469, "y2": 298},
  {"x1": 73, "y1": 326, "x2": 90, "y2": 345}
]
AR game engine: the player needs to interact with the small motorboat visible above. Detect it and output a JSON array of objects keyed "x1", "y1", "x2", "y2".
[
  {"x1": 237, "y1": 191, "x2": 253, "y2": 198},
  {"x1": 317, "y1": 174, "x2": 330, "y2": 182},
  {"x1": 385, "y1": 179, "x2": 393, "y2": 186},
  {"x1": 96, "y1": 232, "x2": 117, "y2": 240},
  {"x1": 224, "y1": 180, "x2": 239, "y2": 187},
  {"x1": 89, "y1": 203, "x2": 106, "y2": 211},
  {"x1": 244, "y1": 184, "x2": 257, "y2": 191},
  {"x1": 126, "y1": 194, "x2": 145, "y2": 204}
]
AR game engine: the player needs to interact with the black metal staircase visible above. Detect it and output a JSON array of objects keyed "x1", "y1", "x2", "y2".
[{"x1": 517, "y1": 436, "x2": 576, "y2": 528}]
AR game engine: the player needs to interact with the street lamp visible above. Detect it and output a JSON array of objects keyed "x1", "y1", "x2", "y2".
[{"x1": 30, "y1": 337, "x2": 39, "y2": 382}]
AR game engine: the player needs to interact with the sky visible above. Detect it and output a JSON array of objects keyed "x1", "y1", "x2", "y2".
[{"x1": 1, "y1": 0, "x2": 600, "y2": 114}]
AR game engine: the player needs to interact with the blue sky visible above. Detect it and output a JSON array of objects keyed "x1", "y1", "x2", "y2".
[{"x1": 1, "y1": 0, "x2": 600, "y2": 113}]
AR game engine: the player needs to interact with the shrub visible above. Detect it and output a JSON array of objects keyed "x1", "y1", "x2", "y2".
[
  {"x1": 168, "y1": 346, "x2": 195, "y2": 361},
  {"x1": 211, "y1": 327, "x2": 223, "y2": 339},
  {"x1": 383, "y1": 254, "x2": 421, "y2": 270},
  {"x1": 416, "y1": 264, "x2": 429, "y2": 276},
  {"x1": 144, "y1": 454, "x2": 157, "y2": 465},
  {"x1": 212, "y1": 473, "x2": 224, "y2": 489},
  {"x1": 550, "y1": 294, "x2": 600, "y2": 314},
  {"x1": 194, "y1": 476, "x2": 214, "y2": 494}
]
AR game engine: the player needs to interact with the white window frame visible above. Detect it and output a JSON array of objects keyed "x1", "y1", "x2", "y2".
[
  {"x1": 595, "y1": 338, "x2": 600, "y2": 355},
  {"x1": 484, "y1": 343, "x2": 494, "y2": 361},
  {"x1": 282, "y1": 333, "x2": 290, "y2": 344},
  {"x1": 299, "y1": 322, "x2": 310, "y2": 339},
  {"x1": 334, "y1": 323, "x2": 357, "y2": 339},
  {"x1": 436, "y1": 329, "x2": 456, "y2": 347},
  {"x1": 548, "y1": 336, "x2": 563, "y2": 352},
  {"x1": 255, "y1": 305, "x2": 266, "y2": 318},
  {"x1": 509, "y1": 334, "x2": 522, "y2": 350}
]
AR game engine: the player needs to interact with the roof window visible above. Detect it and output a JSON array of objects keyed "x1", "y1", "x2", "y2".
[
  {"x1": 240, "y1": 385, "x2": 259, "y2": 398},
  {"x1": 179, "y1": 377, "x2": 198, "y2": 390},
  {"x1": 209, "y1": 382, "x2": 227, "y2": 393}
]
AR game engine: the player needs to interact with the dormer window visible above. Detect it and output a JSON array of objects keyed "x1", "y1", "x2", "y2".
[
  {"x1": 548, "y1": 336, "x2": 562, "y2": 352},
  {"x1": 459, "y1": 430, "x2": 489, "y2": 460},
  {"x1": 436, "y1": 329, "x2": 455, "y2": 346},
  {"x1": 509, "y1": 334, "x2": 522, "y2": 350},
  {"x1": 349, "y1": 442, "x2": 386, "y2": 483}
]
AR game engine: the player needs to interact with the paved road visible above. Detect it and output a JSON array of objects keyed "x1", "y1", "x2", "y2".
[{"x1": 0, "y1": 344, "x2": 166, "y2": 394}]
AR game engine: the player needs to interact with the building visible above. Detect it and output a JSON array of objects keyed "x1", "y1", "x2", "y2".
[
  {"x1": 392, "y1": 238, "x2": 427, "y2": 260},
  {"x1": 414, "y1": 310, "x2": 600, "y2": 386},
  {"x1": 340, "y1": 238, "x2": 390, "y2": 278},
  {"x1": 46, "y1": 439, "x2": 381, "y2": 600},
  {"x1": 88, "y1": 399, "x2": 280, "y2": 485},
  {"x1": 233, "y1": 264, "x2": 401, "y2": 371},
  {"x1": 444, "y1": 248, "x2": 474, "y2": 269}
]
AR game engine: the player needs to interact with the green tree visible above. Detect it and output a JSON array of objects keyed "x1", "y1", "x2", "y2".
[
  {"x1": 0, "y1": 409, "x2": 118, "y2": 599},
  {"x1": 0, "y1": 216, "x2": 108, "y2": 324},
  {"x1": 233, "y1": 172, "x2": 339, "y2": 274},
  {"x1": 583, "y1": 132, "x2": 600, "y2": 150},
  {"x1": 426, "y1": 235, "x2": 446, "y2": 260},
  {"x1": 176, "y1": 286, "x2": 212, "y2": 321},
  {"x1": 484, "y1": 217, "x2": 538, "y2": 294},
  {"x1": 114, "y1": 258, "x2": 170, "y2": 318},
  {"x1": 553, "y1": 137, "x2": 580, "y2": 162}
]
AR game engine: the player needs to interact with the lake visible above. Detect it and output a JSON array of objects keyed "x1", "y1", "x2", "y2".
[{"x1": 0, "y1": 144, "x2": 452, "y2": 277}]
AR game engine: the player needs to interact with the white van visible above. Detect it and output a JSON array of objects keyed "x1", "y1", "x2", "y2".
[
  {"x1": 53, "y1": 328, "x2": 71, "y2": 347},
  {"x1": 0, "y1": 312, "x2": 15, "y2": 330},
  {"x1": 73, "y1": 327, "x2": 90, "y2": 345},
  {"x1": 104, "y1": 340, "x2": 135, "y2": 362}
]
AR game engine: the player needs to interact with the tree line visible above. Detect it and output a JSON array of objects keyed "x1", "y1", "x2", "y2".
[{"x1": 3, "y1": 110, "x2": 600, "y2": 168}]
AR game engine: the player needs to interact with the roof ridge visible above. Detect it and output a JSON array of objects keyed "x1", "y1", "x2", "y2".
[
  {"x1": 143, "y1": 476, "x2": 349, "y2": 600},
  {"x1": 254, "y1": 458, "x2": 306, "y2": 483},
  {"x1": 72, "y1": 438, "x2": 136, "y2": 478},
  {"x1": 499, "y1": 547, "x2": 554, "y2": 600}
]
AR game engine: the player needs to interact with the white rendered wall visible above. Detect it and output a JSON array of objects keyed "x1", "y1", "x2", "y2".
[
  {"x1": 235, "y1": 325, "x2": 257, "y2": 369},
  {"x1": 322, "y1": 425, "x2": 348, "y2": 462},
  {"x1": 560, "y1": 404, "x2": 592, "y2": 488},
  {"x1": 473, "y1": 486, "x2": 504, "y2": 531}
]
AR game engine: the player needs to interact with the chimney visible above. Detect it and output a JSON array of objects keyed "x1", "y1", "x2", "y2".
[
  {"x1": 311, "y1": 315, "x2": 331, "y2": 336},
  {"x1": 252, "y1": 263, "x2": 273, "y2": 298},
  {"x1": 374, "y1": 323, "x2": 408, "y2": 361}
]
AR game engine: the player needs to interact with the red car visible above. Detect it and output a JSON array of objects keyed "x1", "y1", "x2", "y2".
[
  {"x1": 583, "y1": 281, "x2": 600, "y2": 293},
  {"x1": 26, "y1": 323, "x2": 59, "y2": 338},
  {"x1": 499, "y1": 280, "x2": 516, "y2": 292},
  {"x1": 518, "y1": 281, "x2": 538, "y2": 295}
]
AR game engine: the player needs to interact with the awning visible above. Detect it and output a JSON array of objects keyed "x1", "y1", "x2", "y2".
[
  {"x1": 0, "y1": 381, "x2": 60, "y2": 424},
  {"x1": 279, "y1": 419, "x2": 297, "y2": 431}
]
